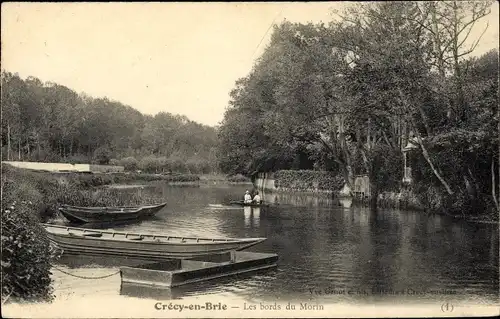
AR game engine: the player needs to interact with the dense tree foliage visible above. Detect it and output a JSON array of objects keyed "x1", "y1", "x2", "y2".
[
  {"x1": 218, "y1": 1, "x2": 498, "y2": 214},
  {"x1": 1, "y1": 73, "x2": 219, "y2": 173}
]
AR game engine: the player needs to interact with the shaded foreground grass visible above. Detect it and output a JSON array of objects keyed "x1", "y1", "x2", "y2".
[{"x1": 199, "y1": 173, "x2": 251, "y2": 184}]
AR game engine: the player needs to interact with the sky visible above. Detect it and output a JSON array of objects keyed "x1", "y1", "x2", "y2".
[{"x1": 2, "y1": 2, "x2": 499, "y2": 127}]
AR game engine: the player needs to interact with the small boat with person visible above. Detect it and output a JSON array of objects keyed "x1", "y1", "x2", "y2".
[
  {"x1": 41, "y1": 224, "x2": 267, "y2": 260},
  {"x1": 230, "y1": 190, "x2": 269, "y2": 207},
  {"x1": 229, "y1": 200, "x2": 270, "y2": 207},
  {"x1": 58, "y1": 202, "x2": 167, "y2": 224}
]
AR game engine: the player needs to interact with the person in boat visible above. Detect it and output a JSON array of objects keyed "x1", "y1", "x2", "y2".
[
  {"x1": 244, "y1": 190, "x2": 252, "y2": 204},
  {"x1": 252, "y1": 191, "x2": 262, "y2": 204}
]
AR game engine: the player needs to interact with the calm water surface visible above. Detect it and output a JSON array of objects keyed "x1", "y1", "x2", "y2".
[{"x1": 51, "y1": 184, "x2": 499, "y2": 306}]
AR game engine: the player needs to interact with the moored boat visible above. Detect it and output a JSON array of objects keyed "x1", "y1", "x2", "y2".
[
  {"x1": 229, "y1": 200, "x2": 269, "y2": 207},
  {"x1": 41, "y1": 224, "x2": 267, "y2": 260},
  {"x1": 120, "y1": 251, "x2": 279, "y2": 287},
  {"x1": 58, "y1": 202, "x2": 167, "y2": 224}
]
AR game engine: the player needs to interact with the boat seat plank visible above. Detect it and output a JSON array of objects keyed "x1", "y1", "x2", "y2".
[
  {"x1": 82, "y1": 233, "x2": 103, "y2": 237},
  {"x1": 127, "y1": 236, "x2": 143, "y2": 241},
  {"x1": 68, "y1": 232, "x2": 102, "y2": 238}
]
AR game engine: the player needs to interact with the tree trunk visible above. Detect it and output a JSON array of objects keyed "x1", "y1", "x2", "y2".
[
  {"x1": 430, "y1": 2, "x2": 446, "y2": 78},
  {"x1": 27, "y1": 137, "x2": 30, "y2": 159},
  {"x1": 319, "y1": 131, "x2": 354, "y2": 193},
  {"x1": 397, "y1": 87, "x2": 453, "y2": 194},
  {"x1": 337, "y1": 114, "x2": 355, "y2": 192},
  {"x1": 37, "y1": 135, "x2": 41, "y2": 160},
  {"x1": 7, "y1": 124, "x2": 11, "y2": 161},
  {"x1": 367, "y1": 118, "x2": 371, "y2": 146},
  {"x1": 417, "y1": 135, "x2": 453, "y2": 195},
  {"x1": 360, "y1": 148, "x2": 378, "y2": 212},
  {"x1": 344, "y1": 165, "x2": 355, "y2": 193},
  {"x1": 492, "y1": 159, "x2": 499, "y2": 212},
  {"x1": 369, "y1": 182, "x2": 379, "y2": 212}
]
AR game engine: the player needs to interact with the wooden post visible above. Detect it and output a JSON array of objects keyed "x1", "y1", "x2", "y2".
[{"x1": 230, "y1": 250, "x2": 236, "y2": 263}]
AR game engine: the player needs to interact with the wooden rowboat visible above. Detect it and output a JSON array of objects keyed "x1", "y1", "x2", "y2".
[
  {"x1": 41, "y1": 224, "x2": 267, "y2": 260},
  {"x1": 229, "y1": 200, "x2": 269, "y2": 207},
  {"x1": 58, "y1": 202, "x2": 167, "y2": 224}
]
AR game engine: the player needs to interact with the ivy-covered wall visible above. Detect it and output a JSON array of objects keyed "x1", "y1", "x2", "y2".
[{"x1": 255, "y1": 170, "x2": 345, "y2": 193}]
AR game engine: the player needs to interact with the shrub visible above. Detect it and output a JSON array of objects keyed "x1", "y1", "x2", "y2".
[
  {"x1": 56, "y1": 187, "x2": 165, "y2": 208},
  {"x1": 1, "y1": 204, "x2": 54, "y2": 303},
  {"x1": 64, "y1": 154, "x2": 89, "y2": 165},
  {"x1": 120, "y1": 156, "x2": 139, "y2": 172},
  {"x1": 156, "y1": 156, "x2": 169, "y2": 172},
  {"x1": 274, "y1": 170, "x2": 344, "y2": 191},
  {"x1": 1, "y1": 167, "x2": 54, "y2": 302},
  {"x1": 138, "y1": 155, "x2": 160, "y2": 173},
  {"x1": 92, "y1": 146, "x2": 112, "y2": 165},
  {"x1": 227, "y1": 174, "x2": 250, "y2": 183},
  {"x1": 166, "y1": 174, "x2": 200, "y2": 182},
  {"x1": 93, "y1": 172, "x2": 200, "y2": 183},
  {"x1": 32, "y1": 149, "x2": 62, "y2": 163},
  {"x1": 166, "y1": 156, "x2": 187, "y2": 173},
  {"x1": 186, "y1": 157, "x2": 211, "y2": 174}
]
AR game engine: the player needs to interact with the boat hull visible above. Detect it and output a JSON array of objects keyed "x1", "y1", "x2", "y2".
[
  {"x1": 229, "y1": 201, "x2": 268, "y2": 207},
  {"x1": 42, "y1": 224, "x2": 266, "y2": 260},
  {"x1": 58, "y1": 203, "x2": 167, "y2": 223},
  {"x1": 120, "y1": 251, "x2": 278, "y2": 287}
]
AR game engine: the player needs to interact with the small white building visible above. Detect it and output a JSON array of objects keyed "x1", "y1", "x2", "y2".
[{"x1": 402, "y1": 137, "x2": 419, "y2": 184}]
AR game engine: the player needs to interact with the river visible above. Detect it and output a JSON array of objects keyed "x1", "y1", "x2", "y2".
[{"x1": 5, "y1": 183, "x2": 499, "y2": 317}]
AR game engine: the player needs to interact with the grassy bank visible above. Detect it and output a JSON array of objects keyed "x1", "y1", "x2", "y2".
[
  {"x1": 351, "y1": 189, "x2": 424, "y2": 211},
  {"x1": 199, "y1": 174, "x2": 252, "y2": 184},
  {"x1": 10, "y1": 170, "x2": 251, "y2": 190},
  {"x1": 1, "y1": 165, "x2": 57, "y2": 303},
  {"x1": 1, "y1": 168, "x2": 170, "y2": 220},
  {"x1": 56, "y1": 172, "x2": 200, "y2": 188}
]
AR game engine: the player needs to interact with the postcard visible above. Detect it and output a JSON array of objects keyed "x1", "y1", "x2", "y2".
[{"x1": 1, "y1": 2, "x2": 499, "y2": 318}]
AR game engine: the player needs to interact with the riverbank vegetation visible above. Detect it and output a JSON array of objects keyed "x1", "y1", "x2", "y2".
[
  {"x1": 1, "y1": 165, "x2": 58, "y2": 303},
  {"x1": 273, "y1": 170, "x2": 344, "y2": 192},
  {"x1": 0, "y1": 164, "x2": 175, "y2": 302},
  {"x1": 2, "y1": 193, "x2": 53, "y2": 303},
  {"x1": 1, "y1": 166, "x2": 168, "y2": 220},
  {"x1": 110, "y1": 154, "x2": 216, "y2": 175},
  {"x1": 66, "y1": 172, "x2": 200, "y2": 188},
  {"x1": 218, "y1": 1, "x2": 498, "y2": 219},
  {"x1": 198, "y1": 173, "x2": 252, "y2": 184}
]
